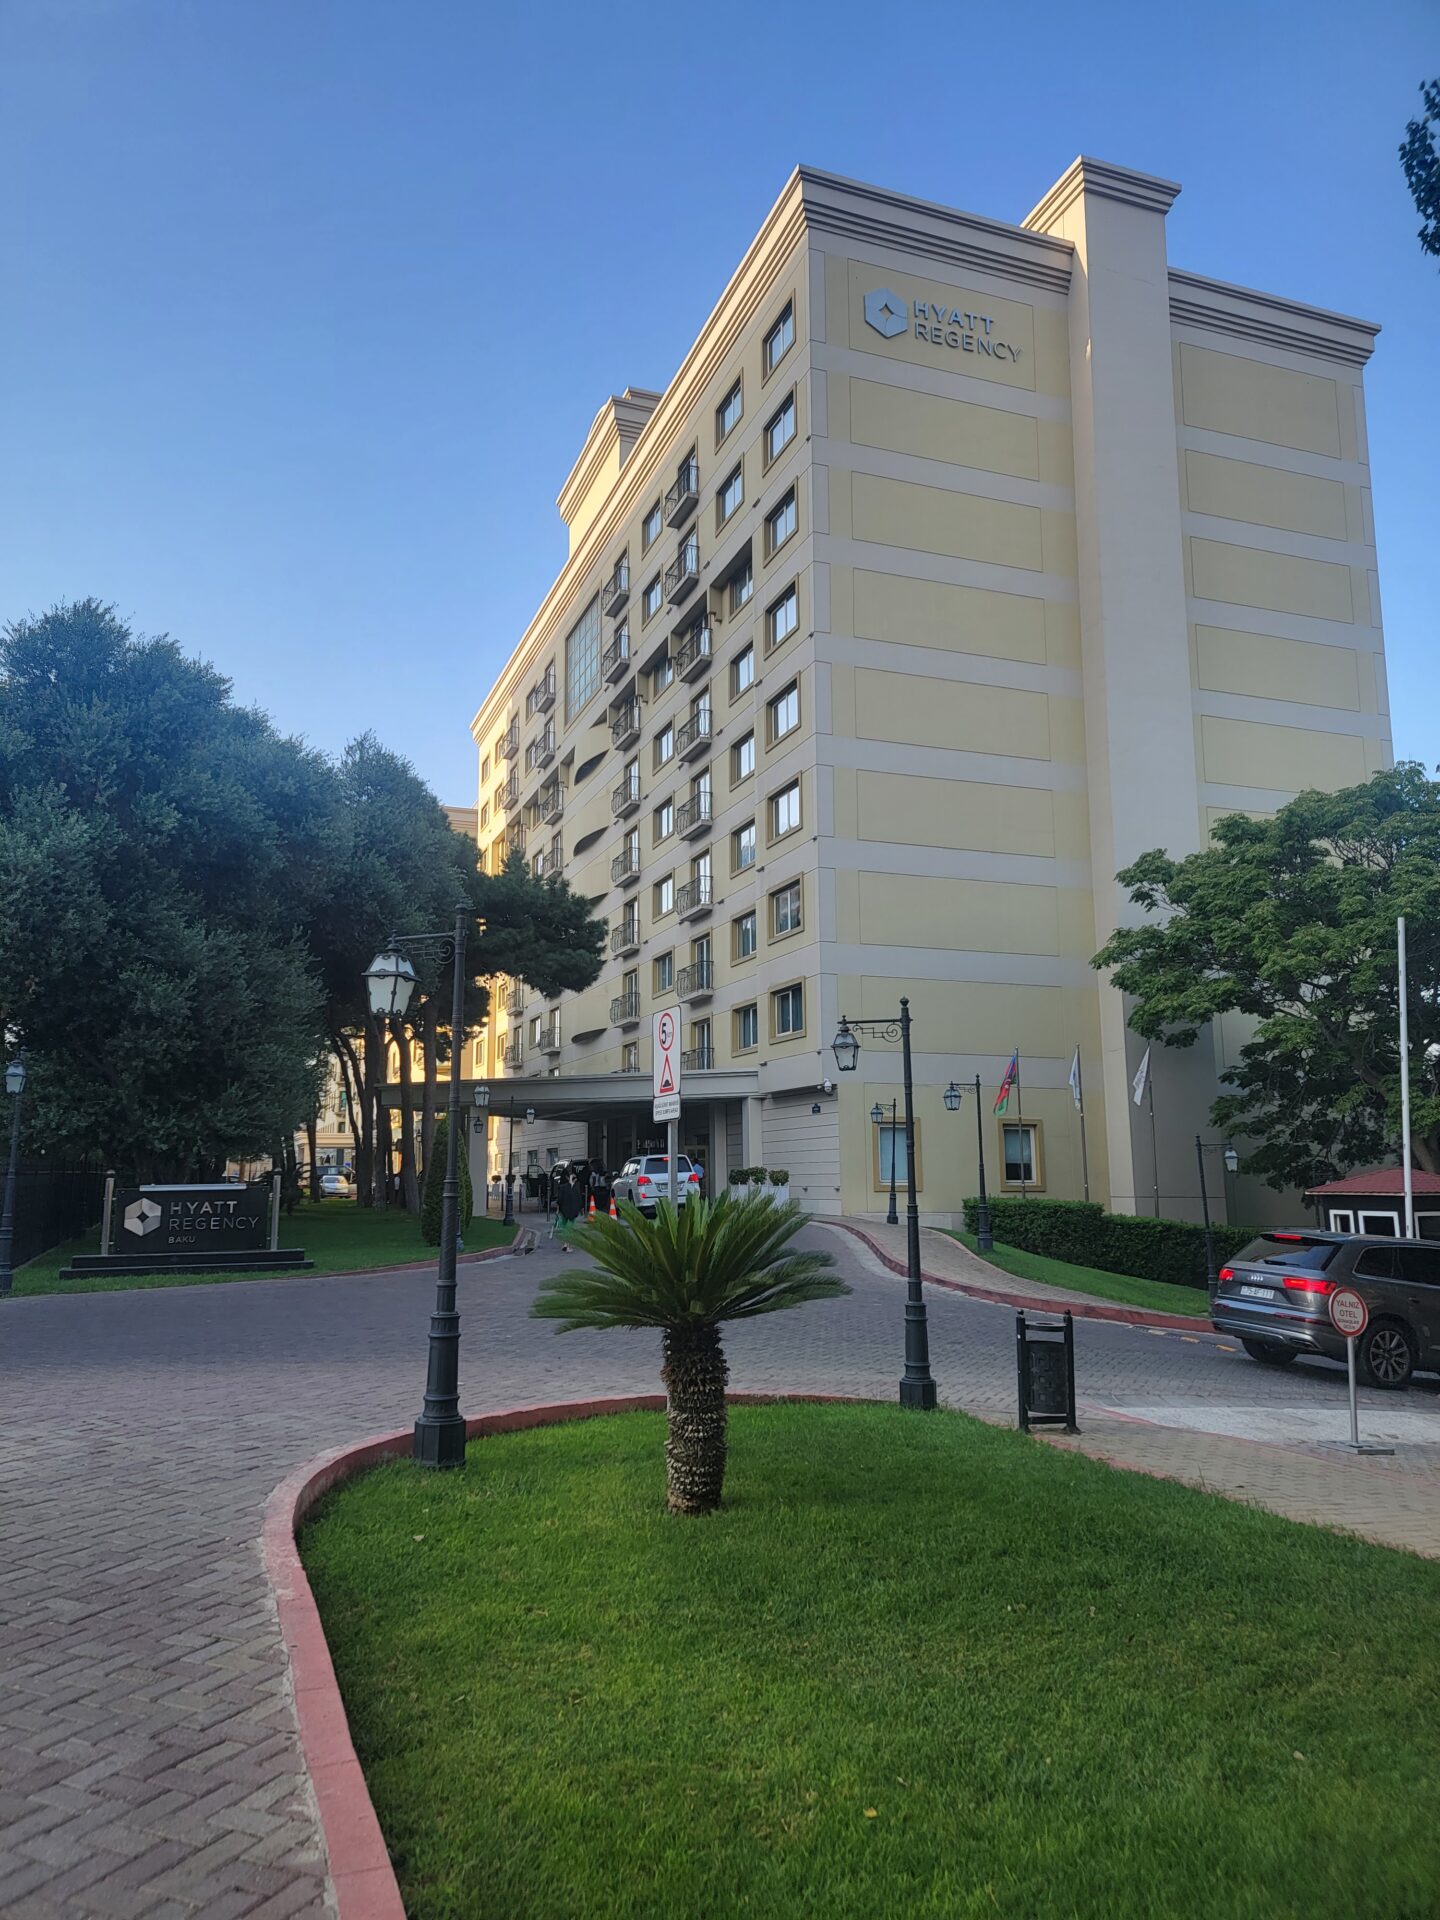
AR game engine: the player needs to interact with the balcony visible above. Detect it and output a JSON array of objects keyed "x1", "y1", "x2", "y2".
[
  {"x1": 610, "y1": 701, "x2": 641, "y2": 750},
  {"x1": 665, "y1": 457, "x2": 699, "y2": 528},
  {"x1": 498, "y1": 722, "x2": 519, "y2": 762},
  {"x1": 680, "y1": 1045, "x2": 715, "y2": 1072},
  {"x1": 503, "y1": 821, "x2": 526, "y2": 856},
  {"x1": 601, "y1": 557, "x2": 631, "y2": 617},
  {"x1": 534, "y1": 723, "x2": 556, "y2": 769},
  {"x1": 538, "y1": 783, "x2": 563, "y2": 825},
  {"x1": 611, "y1": 846, "x2": 642, "y2": 886},
  {"x1": 675, "y1": 621, "x2": 712, "y2": 682},
  {"x1": 506, "y1": 982, "x2": 526, "y2": 1016},
  {"x1": 531, "y1": 844, "x2": 560, "y2": 881},
  {"x1": 611, "y1": 772, "x2": 641, "y2": 819},
  {"x1": 676, "y1": 792, "x2": 712, "y2": 839},
  {"x1": 611, "y1": 919, "x2": 640, "y2": 959},
  {"x1": 676, "y1": 710, "x2": 712, "y2": 762},
  {"x1": 502, "y1": 1034, "x2": 524, "y2": 1070},
  {"x1": 610, "y1": 991, "x2": 641, "y2": 1028},
  {"x1": 602, "y1": 629, "x2": 631, "y2": 684},
  {"x1": 539, "y1": 1019, "x2": 562, "y2": 1054},
  {"x1": 526, "y1": 669, "x2": 556, "y2": 717},
  {"x1": 499, "y1": 773, "x2": 519, "y2": 812},
  {"x1": 664, "y1": 535, "x2": 701, "y2": 607},
  {"x1": 676, "y1": 875, "x2": 713, "y2": 922},
  {"x1": 676, "y1": 959, "x2": 713, "y2": 1002}
]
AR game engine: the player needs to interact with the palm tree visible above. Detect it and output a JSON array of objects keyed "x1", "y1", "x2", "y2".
[{"x1": 530, "y1": 1194, "x2": 848, "y2": 1514}]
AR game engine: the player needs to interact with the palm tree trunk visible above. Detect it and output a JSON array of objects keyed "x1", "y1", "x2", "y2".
[{"x1": 660, "y1": 1324, "x2": 729, "y2": 1514}]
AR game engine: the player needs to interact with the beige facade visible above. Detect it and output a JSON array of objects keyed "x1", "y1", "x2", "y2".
[{"x1": 463, "y1": 159, "x2": 1390, "y2": 1224}]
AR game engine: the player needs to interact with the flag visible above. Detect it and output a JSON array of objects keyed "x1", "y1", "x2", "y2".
[
  {"x1": 1068, "y1": 1046, "x2": 1083, "y2": 1112},
  {"x1": 1131, "y1": 1046, "x2": 1151, "y2": 1108},
  {"x1": 994, "y1": 1051, "x2": 1019, "y2": 1115}
]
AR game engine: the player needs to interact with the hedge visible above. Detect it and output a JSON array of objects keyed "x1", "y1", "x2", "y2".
[
  {"x1": 961, "y1": 1195, "x2": 1258, "y2": 1291},
  {"x1": 420, "y1": 1117, "x2": 474, "y2": 1246}
]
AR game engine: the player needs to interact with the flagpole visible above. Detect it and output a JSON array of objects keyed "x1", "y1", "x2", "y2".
[
  {"x1": 1147, "y1": 1073, "x2": 1160, "y2": 1218},
  {"x1": 1074, "y1": 1043, "x2": 1091, "y2": 1203},
  {"x1": 1016, "y1": 1051, "x2": 1026, "y2": 1199},
  {"x1": 1399, "y1": 915, "x2": 1415, "y2": 1238}
]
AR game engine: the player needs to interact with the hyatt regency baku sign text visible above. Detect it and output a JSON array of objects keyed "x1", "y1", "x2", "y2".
[
  {"x1": 117, "y1": 1183, "x2": 270, "y2": 1256},
  {"x1": 864, "y1": 285, "x2": 1023, "y2": 364}
]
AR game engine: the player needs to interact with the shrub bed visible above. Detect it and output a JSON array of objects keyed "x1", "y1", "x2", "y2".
[{"x1": 962, "y1": 1195, "x2": 1257, "y2": 1291}]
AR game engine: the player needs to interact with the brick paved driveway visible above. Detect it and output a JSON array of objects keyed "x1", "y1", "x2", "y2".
[{"x1": 3, "y1": 1223, "x2": 1436, "y2": 1918}]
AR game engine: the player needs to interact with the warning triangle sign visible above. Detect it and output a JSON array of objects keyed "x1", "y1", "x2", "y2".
[{"x1": 658, "y1": 1060, "x2": 676, "y2": 1095}]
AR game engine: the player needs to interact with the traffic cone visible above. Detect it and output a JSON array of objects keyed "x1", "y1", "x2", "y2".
[
  {"x1": 587, "y1": 1193, "x2": 596, "y2": 1218},
  {"x1": 608, "y1": 1194, "x2": 618, "y2": 1219}
]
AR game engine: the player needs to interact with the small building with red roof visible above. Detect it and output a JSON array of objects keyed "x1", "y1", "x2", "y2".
[{"x1": 1303, "y1": 1168, "x2": 1440, "y2": 1239}]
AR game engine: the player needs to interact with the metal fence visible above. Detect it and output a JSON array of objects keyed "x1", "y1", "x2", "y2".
[{"x1": 11, "y1": 1162, "x2": 107, "y2": 1267}]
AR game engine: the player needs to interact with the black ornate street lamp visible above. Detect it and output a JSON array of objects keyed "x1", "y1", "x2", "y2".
[
  {"x1": 0, "y1": 1052, "x2": 27, "y2": 1300},
  {"x1": 1196, "y1": 1137, "x2": 1240, "y2": 1301},
  {"x1": 834, "y1": 1002, "x2": 936, "y2": 1411},
  {"x1": 364, "y1": 907, "x2": 472, "y2": 1469},
  {"x1": 944, "y1": 1077, "x2": 993, "y2": 1252},
  {"x1": 869, "y1": 1099, "x2": 900, "y2": 1225}
]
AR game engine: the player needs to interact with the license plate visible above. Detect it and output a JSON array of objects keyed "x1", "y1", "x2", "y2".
[{"x1": 1240, "y1": 1285, "x2": 1275, "y2": 1301}]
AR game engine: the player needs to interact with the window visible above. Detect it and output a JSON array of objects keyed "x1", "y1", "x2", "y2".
[
  {"x1": 716, "y1": 379, "x2": 743, "y2": 442},
  {"x1": 480, "y1": 802, "x2": 490, "y2": 828},
  {"x1": 622, "y1": 1041, "x2": 639, "y2": 1073},
  {"x1": 481, "y1": 754, "x2": 491, "y2": 781},
  {"x1": 772, "y1": 982, "x2": 804, "y2": 1037},
  {"x1": 729, "y1": 558, "x2": 754, "y2": 614},
  {"x1": 734, "y1": 909, "x2": 757, "y2": 960},
  {"x1": 653, "y1": 798, "x2": 674, "y2": 842},
  {"x1": 770, "y1": 878, "x2": 802, "y2": 937},
  {"x1": 764, "y1": 301, "x2": 795, "y2": 374},
  {"x1": 564, "y1": 595, "x2": 602, "y2": 722},
  {"x1": 767, "y1": 679, "x2": 799, "y2": 742},
  {"x1": 735, "y1": 1003, "x2": 759, "y2": 1051},
  {"x1": 733, "y1": 820, "x2": 757, "y2": 871},
  {"x1": 642, "y1": 575, "x2": 662, "y2": 621},
  {"x1": 769, "y1": 779, "x2": 801, "y2": 839},
  {"x1": 642, "y1": 500, "x2": 662, "y2": 550},
  {"x1": 1001, "y1": 1122, "x2": 1042, "y2": 1189},
  {"x1": 655, "y1": 873, "x2": 675, "y2": 916},
  {"x1": 765, "y1": 392, "x2": 796, "y2": 464},
  {"x1": 873, "y1": 1123, "x2": 925, "y2": 1193},
  {"x1": 718, "y1": 463, "x2": 744, "y2": 525},
  {"x1": 767, "y1": 583, "x2": 798, "y2": 650},
  {"x1": 655, "y1": 722, "x2": 675, "y2": 767},
  {"x1": 732, "y1": 731, "x2": 755, "y2": 783},
  {"x1": 691, "y1": 1017, "x2": 712, "y2": 1065},
  {"x1": 529, "y1": 1015, "x2": 541, "y2": 1046},
  {"x1": 624, "y1": 826, "x2": 640, "y2": 866},
  {"x1": 731, "y1": 642, "x2": 755, "y2": 698},
  {"x1": 652, "y1": 653, "x2": 674, "y2": 694},
  {"x1": 654, "y1": 951, "x2": 674, "y2": 993},
  {"x1": 765, "y1": 489, "x2": 797, "y2": 557}
]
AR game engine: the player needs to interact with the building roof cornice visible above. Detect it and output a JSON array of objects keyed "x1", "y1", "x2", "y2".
[
  {"x1": 555, "y1": 389, "x2": 662, "y2": 528},
  {"x1": 1023, "y1": 155, "x2": 1182, "y2": 230},
  {"x1": 1168, "y1": 266, "x2": 1379, "y2": 368}
]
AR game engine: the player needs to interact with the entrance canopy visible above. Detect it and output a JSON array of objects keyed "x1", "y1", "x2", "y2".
[{"x1": 381, "y1": 1071, "x2": 759, "y2": 1128}]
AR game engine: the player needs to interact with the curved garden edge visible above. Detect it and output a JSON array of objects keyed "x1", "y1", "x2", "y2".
[
  {"x1": 294, "y1": 1231, "x2": 524, "y2": 1283},
  {"x1": 262, "y1": 1392, "x2": 869, "y2": 1920},
  {"x1": 828, "y1": 1219, "x2": 1213, "y2": 1333}
]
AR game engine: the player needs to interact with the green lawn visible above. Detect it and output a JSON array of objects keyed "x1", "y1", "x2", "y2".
[
  {"x1": 946, "y1": 1229, "x2": 1212, "y2": 1317},
  {"x1": 13, "y1": 1197, "x2": 515, "y2": 1297},
  {"x1": 302, "y1": 1404, "x2": 1440, "y2": 1920}
]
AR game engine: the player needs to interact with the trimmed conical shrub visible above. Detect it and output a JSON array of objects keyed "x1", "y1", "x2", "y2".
[{"x1": 420, "y1": 1116, "x2": 475, "y2": 1245}]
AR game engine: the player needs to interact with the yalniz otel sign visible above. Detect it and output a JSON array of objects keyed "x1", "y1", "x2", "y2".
[{"x1": 864, "y1": 285, "x2": 1024, "y2": 364}]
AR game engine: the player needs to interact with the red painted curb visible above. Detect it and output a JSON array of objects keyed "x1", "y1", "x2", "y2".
[
  {"x1": 829, "y1": 1220, "x2": 1213, "y2": 1334},
  {"x1": 263, "y1": 1391, "x2": 870, "y2": 1920}
]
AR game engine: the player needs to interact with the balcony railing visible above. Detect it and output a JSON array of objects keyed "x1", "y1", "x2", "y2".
[
  {"x1": 610, "y1": 991, "x2": 641, "y2": 1027},
  {"x1": 535, "y1": 724, "x2": 556, "y2": 768},
  {"x1": 664, "y1": 535, "x2": 701, "y2": 606},
  {"x1": 526, "y1": 669, "x2": 556, "y2": 717},
  {"x1": 676, "y1": 792, "x2": 712, "y2": 839},
  {"x1": 539, "y1": 1020, "x2": 562, "y2": 1054},
  {"x1": 675, "y1": 621, "x2": 712, "y2": 681},
  {"x1": 506, "y1": 983, "x2": 526, "y2": 1016},
  {"x1": 680, "y1": 1045, "x2": 715, "y2": 1072},
  {"x1": 531, "y1": 844, "x2": 561, "y2": 881},
  {"x1": 611, "y1": 919, "x2": 641, "y2": 958},
  {"x1": 610, "y1": 702, "x2": 641, "y2": 750},
  {"x1": 503, "y1": 821, "x2": 526, "y2": 855},
  {"x1": 676, "y1": 710, "x2": 712, "y2": 761},
  {"x1": 499, "y1": 774, "x2": 519, "y2": 811},
  {"x1": 676, "y1": 875, "x2": 713, "y2": 922},
  {"x1": 498, "y1": 722, "x2": 519, "y2": 762},
  {"x1": 611, "y1": 846, "x2": 642, "y2": 886},
  {"x1": 611, "y1": 773, "x2": 641, "y2": 818},
  {"x1": 665, "y1": 457, "x2": 699, "y2": 527},
  {"x1": 538, "y1": 785, "x2": 563, "y2": 825},
  {"x1": 676, "y1": 959, "x2": 713, "y2": 1002},
  {"x1": 602, "y1": 630, "x2": 631, "y2": 683},
  {"x1": 502, "y1": 1034, "x2": 524, "y2": 1070},
  {"x1": 601, "y1": 556, "x2": 631, "y2": 617}
]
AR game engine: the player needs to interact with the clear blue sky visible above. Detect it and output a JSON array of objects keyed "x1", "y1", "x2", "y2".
[{"x1": 2, "y1": 0, "x2": 1435, "y2": 804}]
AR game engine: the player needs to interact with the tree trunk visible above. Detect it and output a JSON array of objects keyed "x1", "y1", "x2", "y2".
[
  {"x1": 420, "y1": 995, "x2": 439, "y2": 1182},
  {"x1": 660, "y1": 1324, "x2": 729, "y2": 1514},
  {"x1": 336, "y1": 1030, "x2": 371, "y2": 1208},
  {"x1": 394, "y1": 1016, "x2": 421, "y2": 1212},
  {"x1": 306, "y1": 1113, "x2": 319, "y2": 1202}
]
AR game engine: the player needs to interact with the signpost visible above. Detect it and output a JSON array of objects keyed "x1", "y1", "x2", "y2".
[
  {"x1": 653, "y1": 1008, "x2": 682, "y2": 1207},
  {"x1": 1328, "y1": 1287, "x2": 1393, "y2": 1456}
]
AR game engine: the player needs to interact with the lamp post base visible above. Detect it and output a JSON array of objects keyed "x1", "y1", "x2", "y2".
[
  {"x1": 899, "y1": 1376, "x2": 938, "y2": 1411},
  {"x1": 413, "y1": 1414, "x2": 467, "y2": 1468}
]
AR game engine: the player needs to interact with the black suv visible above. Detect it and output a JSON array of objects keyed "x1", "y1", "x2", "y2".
[{"x1": 1212, "y1": 1232, "x2": 1440, "y2": 1388}]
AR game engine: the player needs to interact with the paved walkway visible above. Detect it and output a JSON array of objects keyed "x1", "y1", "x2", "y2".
[{"x1": 3, "y1": 1224, "x2": 1438, "y2": 1918}]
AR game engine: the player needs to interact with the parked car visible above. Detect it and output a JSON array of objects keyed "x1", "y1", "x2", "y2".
[
  {"x1": 319, "y1": 1170, "x2": 352, "y2": 1198},
  {"x1": 1211, "y1": 1231, "x2": 1440, "y2": 1388},
  {"x1": 611, "y1": 1154, "x2": 701, "y2": 1216}
]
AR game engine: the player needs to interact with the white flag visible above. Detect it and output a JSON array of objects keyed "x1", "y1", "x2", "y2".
[
  {"x1": 1068, "y1": 1046, "x2": 1083, "y2": 1112},
  {"x1": 1131, "y1": 1046, "x2": 1151, "y2": 1108}
]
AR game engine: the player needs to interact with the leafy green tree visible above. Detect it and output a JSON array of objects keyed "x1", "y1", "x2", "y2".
[
  {"x1": 1094, "y1": 765, "x2": 1440, "y2": 1191},
  {"x1": 1400, "y1": 78, "x2": 1440, "y2": 264},
  {"x1": 531, "y1": 1197, "x2": 847, "y2": 1513},
  {"x1": 419, "y1": 1115, "x2": 473, "y2": 1244}
]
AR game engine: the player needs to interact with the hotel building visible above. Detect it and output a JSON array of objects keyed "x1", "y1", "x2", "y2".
[{"x1": 463, "y1": 158, "x2": 1391, "y2": 1223}]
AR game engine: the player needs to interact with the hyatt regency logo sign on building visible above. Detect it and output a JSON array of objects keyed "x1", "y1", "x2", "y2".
[{"x1": 864, "y1": 285, "x2": 1023, "y2": 363}]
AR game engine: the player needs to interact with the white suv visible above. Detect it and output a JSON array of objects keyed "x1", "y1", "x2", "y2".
[{"x1": 611, "y1": 1155, "x2": 701, "y2": 1216}]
